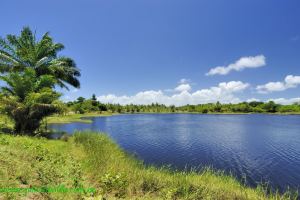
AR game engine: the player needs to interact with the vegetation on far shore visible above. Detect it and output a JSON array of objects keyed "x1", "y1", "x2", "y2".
[
  {"x1": 0, "y1": 131, "x2": 297, "y2": 200},
  {"x1": 33, "y1": 95, "x2": 300, "y2": 125},
  {"x1": 65, "y1": 95, "x2": 300, "y2": 115}
]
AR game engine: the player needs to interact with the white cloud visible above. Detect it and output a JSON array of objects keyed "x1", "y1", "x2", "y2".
[
  {"x1": 285, "y1": 75, "x2": 300, "y2": 87},
  {"x1": 256, "y1": 82, "x2": 286, "y2": 93},
  {"x1": 256, "y1": 75, "x2": 300, "y2": 94},
  {"x1": 246, "y1": 98, "x2": 261, "y2": 102},
  {"x1": 218, "y1": 81, "x2": 249, "y2": 92},
  {"x1": 174, "y1": 83, "x2": 192, "y2": 92},
  {"x1": 97, "y1": 81, "x2": 249, "y2": 106},
  {"x1": 267, "y1": 97, "x2": 300, "y2": 105},
  {"x1": 206, "y1": 55, "x2": 266, "y2": 76}
]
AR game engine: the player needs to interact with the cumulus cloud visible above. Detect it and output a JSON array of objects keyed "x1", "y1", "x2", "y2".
[
  {"x1": 174, "y1": 83, "x2": 192, "y2": 92},
  {"x1": 206, "y1": 55, "x2": 266, "y2": 76},
  {"x1": 97, "y1": 81, "x2": 249, "y2": 106},
  {"x1": 267, "y1": 97, "x2": 300, "y2": 105},
  {"x1": 256, "y1": 75, "x2": 300, "y2": 94}
]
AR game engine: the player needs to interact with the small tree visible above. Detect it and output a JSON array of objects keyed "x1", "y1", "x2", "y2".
[
  {"x1": 91, "y1": 94, "x2": 99, "y2": 107},
  {"x1": 0, "y1": 69, "x2": 60, "y2": 134},
  {"x1": 77, "y1": 97, "x2": 85, "y2": 103},
  {"x1": 264, "y1": 101, "x2": 278, "y2": 113},
  {"x1": 214, "y1": 101, "x2": 222, "y2": 112}
]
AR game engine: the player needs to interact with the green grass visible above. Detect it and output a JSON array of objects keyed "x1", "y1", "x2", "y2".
[
  {"x1": 46, "y1": 112, "x2": 113, "y2": 124},
  {"x1": 0, "y1": 133, "x2": 90, "y2": 199},
  {"x1": 0, "y1": 131, "x2": 297, "y2": 199},
  {"x1": 0, "y1": 114, "x2": 13, "y2": 131}
]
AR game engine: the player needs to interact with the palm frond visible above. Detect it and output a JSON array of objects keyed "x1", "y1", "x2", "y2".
[
  {"x1": 35, "y1": 56, "x2": 50, "y2": 68},
  {"x1": 0, "y1": 37, "x2": 16, "y2": 56},
  {"x1": 20, "y1": 27, "x2": 36, "y2": 48},
  {"x1": 0, "y1": 63, "x2": 13, "y2": 73},
  {"x1": 1, "y1": 86, "x2": 15, "y2": 95},
  {"x1": 0, "y1": 50, "x2": 21, "y2": 65},
  {"x1": 6, "y1": 35, "x2": 20, "y2": 49}
]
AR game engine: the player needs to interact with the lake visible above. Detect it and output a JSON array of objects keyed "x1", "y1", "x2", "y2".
[{"x1": 49, "y1": 114, "x2": 300, "y2": 192}]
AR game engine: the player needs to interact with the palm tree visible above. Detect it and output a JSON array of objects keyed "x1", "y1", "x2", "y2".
[
  {"x1": 0, "y1": 68, "x2": 60, "y2": 134},
  {"x1": 0, "y1": 27, "x2": 80, "y2": 89},
  {"x1": 0, "y1": 27, "x2": 80, "y2": 134}
]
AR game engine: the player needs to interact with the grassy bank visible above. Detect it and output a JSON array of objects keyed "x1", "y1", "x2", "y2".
[
  {"x1": 0, "y1": 131, "x2": 296, "y2": 200},
  {"x1": 46, "y1": 112, "x2": 113, "y2": 124}
]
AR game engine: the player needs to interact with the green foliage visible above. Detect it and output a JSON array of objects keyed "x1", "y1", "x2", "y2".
[
  {"x1": 46, "y1": 113, "x2": 112, "y2": 124},
  {"x1": 278, "y1": 104, "x2": 300, "y2": 113},
  {"x1": 0, "y1": 27, "x2": 80, "y2": 89},
  {"x1": 0, "y1": 133, "x2": 91, "y2": 200},
  {"x1": 64, "y1": 97, "x2": 300, "y2": 115},
  {"x1": 0, "y1": 69, "x2": 61, "y2": 134},
  {"x1": 100, "y1": 173, "x2": 128, "y2": 198},
  {"x1": 0, "y1": 27, "x2": 81, "y2": 134},
  {"x1": 0, "y1": 114, "x2": 13, "y2": 132}
]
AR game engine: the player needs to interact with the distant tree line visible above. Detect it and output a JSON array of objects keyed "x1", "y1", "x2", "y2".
[{"x1": 64, "y1": 95, "x2": 300, "y2": 114}]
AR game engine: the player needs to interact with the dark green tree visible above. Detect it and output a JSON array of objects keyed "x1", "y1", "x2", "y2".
[
  {"x1": 264, "y1": 101, "x2": 278, "y2": 113},
  {"x1": 91, "y1": 94, "x2": 98, "y2": 107},
  {"x1": 92, "y1": 94, "x2": 97, "y2": 101},
  {"x1": 0, "y1": 69, "x2": 60, "y2": 134},
  {"x1": 77, "y1": 97, "x2": 85, "y2": 103},
  {"x1": 214, "y1": 101, "x2": 222, "y2": 112}
]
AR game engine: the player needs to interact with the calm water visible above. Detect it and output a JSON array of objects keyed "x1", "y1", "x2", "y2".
[{"x1": 50, "y1": 114, "x2": 300, "y2": 191}]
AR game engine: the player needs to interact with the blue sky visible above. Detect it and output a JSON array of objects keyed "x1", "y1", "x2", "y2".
[{"x1": 1, "y1": 0, "x2": 300, "y2": 105}]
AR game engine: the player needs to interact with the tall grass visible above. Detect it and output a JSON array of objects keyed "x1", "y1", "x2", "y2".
[{"x1": 0, "y1": 133, "x2": 92, "y2": 199}]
